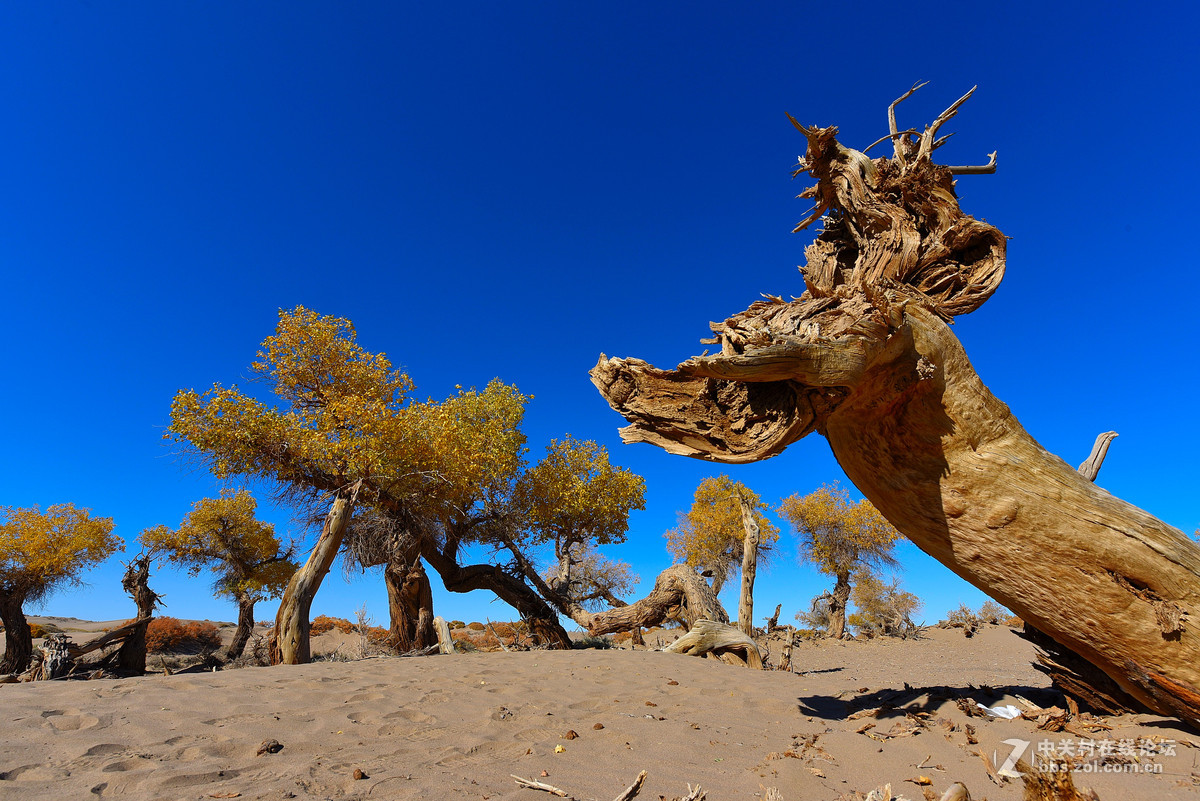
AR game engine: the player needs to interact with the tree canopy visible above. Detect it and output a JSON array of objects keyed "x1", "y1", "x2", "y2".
[
  {"x1": 0, "y1": 503, "x2": 120, "y2": 673},
  {"x1": 140, "y1": 490, "x2": 294, "y2": 604},
  {"x1": 778, "y1": 483, "x2": 899, "y2": 580},
  {"x1": 664, "y1": 475, "x2": 778, "y2": 594},
  {"x1": 0, "y1": 503, "x2": 120, "y2": 604}
]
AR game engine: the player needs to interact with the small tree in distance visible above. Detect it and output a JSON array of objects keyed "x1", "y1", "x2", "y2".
[
  {"x1": 0, "y1": 504, "x2": 120, "y2": 673},
  {"x1": 779, "y1": 483, "x2": 900, "y2": 639},
  {"x1": 141, "y1": 490, "x2": 296, "y2": 660},
  {"x1": 507, "y1": 436, "x2": 644, "y2": 626},
  {"x1": 848, "y1": 571, "x2": 922, "y2": 638},
  {"x1": 665, "y1": 475, "x2": 779, "y2": 594}
]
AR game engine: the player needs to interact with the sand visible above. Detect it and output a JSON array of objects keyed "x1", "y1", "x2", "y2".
[{"x1": 3, "y1": 622, "x2": 1199, "y2": 800}]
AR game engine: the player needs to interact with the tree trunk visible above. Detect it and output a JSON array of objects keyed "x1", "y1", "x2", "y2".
[
  {"x1": 384, "y1": 559, "x2": 435, "y2": 652},
  {"x1": 272, "y1": 481, "x2": 361, "y2": 665},
  {"x1": 117, "y1": 554, "x2": 161, "y2": 675},
  {"x1": 589, "y1": 97, "x2": 1200, "y2": 726},
  {"x1": 765, "y1": 603, "x2": 783, "y2": 632},
  {"x1": 587, "y1": 564, "x2": 728, "y2": 636},
  {"x1": 225, "y1": 594, "x2": 256, "y2": 660},
  {"x1": 826, "y1": 572, "x2": 850, "y2": 640},
  {"x1": 421, "y1": 540, "x2": 573, "y2": 650},
  {"x1": 737, "y1": 493, "x2": 760, "y2": 637},
  {"x1": 0, "y1": 592, "x2": 32, "y2": 675}
]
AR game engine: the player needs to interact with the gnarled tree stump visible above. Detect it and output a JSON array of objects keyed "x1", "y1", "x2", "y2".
[
  {"x1": 665, "y1": 619, "x2": 765, "y2": 669},
  {"x1": 586, "y1": 564, "x2": 727, "y2": 636},
  {"x1": 591, "y1": 86, "x2": 1200, "y2": 724}
]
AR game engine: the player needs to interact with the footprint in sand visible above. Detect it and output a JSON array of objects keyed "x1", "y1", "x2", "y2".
[
  {"x1": 382, "y1": 707, "x2": 437, "y2": 724},
  {"x1": 433, "y1": 739, "x2": 514, "y2": 768},
  {"x1": 40, "y1": 708, "x2": 102, "y2": 732},
  {"x1": 0, "y1": 763, "x2": 71, "y2": 782}
]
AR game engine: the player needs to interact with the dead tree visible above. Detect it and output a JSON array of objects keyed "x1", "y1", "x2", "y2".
[
  {"x1": 591, "y1": 86, "x2": 1200, "y2": 724},
  {"x1": 736, "y1": 492, "x2": 760, "y2": 637},
  {"x1": 585, "y1": 564, "x2": 727, "y2": 636},
  {"x1": 116, "y1": 554, "x2": 162, "y2": 675}
]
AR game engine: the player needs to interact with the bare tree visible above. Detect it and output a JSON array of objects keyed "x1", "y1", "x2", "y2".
[{"x1": 591, "y1": 86, "x2": 1200, "y2": 724}]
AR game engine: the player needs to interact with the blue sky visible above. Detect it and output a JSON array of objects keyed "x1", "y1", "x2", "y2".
[{"x1": 4, "y1": 2, "x2": 1197, "y2": 631}]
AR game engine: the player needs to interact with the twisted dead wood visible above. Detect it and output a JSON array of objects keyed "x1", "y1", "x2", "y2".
[{"x1": 591, "y1": 87, "x2": 1200, "y2": 724}]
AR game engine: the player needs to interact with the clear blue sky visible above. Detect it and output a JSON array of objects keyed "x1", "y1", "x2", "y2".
[{"x1": 4, "y1": 2, "x2": 1197, "y2": 630}]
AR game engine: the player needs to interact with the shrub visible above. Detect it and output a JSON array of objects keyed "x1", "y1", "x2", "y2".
[
  {"x1": 448, "y1": 620, "x2": 466, "y2": 630},
  {"x1": 467, "y1": 621, "x2": 485, "y2": 631},
  {"x1": 146, "y1": 617, "x2": 222, "y2": 653},
  {"x1": 850, "y1": 572, "x2": 922, "y2": 638},
  {"x1": 311, "y1": 615, "x2": 354, "y2": 635},
  {"x1": 572, "y1": 634, "x2": 614, "y2": 650}
]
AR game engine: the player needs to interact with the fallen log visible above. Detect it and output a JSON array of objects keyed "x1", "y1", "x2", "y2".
[
  {"x1": 664, "y1": 619, "x2": 764, "y2": 669},
  {"x1": 66, "y1": 617, "x2": 152, "y2": 660}
]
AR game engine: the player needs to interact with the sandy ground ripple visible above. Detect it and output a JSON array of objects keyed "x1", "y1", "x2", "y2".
[{"x1": 3, "y1": 626, "x2": 1199, "y2": 800}]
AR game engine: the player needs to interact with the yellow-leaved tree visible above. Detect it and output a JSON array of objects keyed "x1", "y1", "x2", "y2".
[
  {"x1": 0, "y1": 504, "x2": 120, "y2": 673},
  {"x1": 507, "y1": 436, "x2": 645, "y2": 627},
  {"x1": 847, "y1": 571, "x2": 922, "y2": 638},
  {"x1": 140, "y1": 490, "x2": 296, "y2": 660},
  {"x1": 665, "y1": 476, "x2": 779, "y2": 595},
  {"x1": 778, "y1": 483, "x2": 900, "y2": 639},
  {"x1": 169, "y1": 306, "x2": 627, "y2": 658}
]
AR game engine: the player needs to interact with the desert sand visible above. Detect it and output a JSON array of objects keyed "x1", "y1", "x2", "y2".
[{"x1": 3, "y1": 620, "x2": 1199, "y2": 800}]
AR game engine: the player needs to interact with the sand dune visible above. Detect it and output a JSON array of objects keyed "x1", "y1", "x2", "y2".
[{"x1": 2, "y1": 623, "x2": 1199, "y2": 799}]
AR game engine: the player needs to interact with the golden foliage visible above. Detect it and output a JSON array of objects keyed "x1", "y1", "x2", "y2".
[
  {"x1": 664, "y1": 476, "x2": 779, "y2": 593},
  {"x1": 146, "y1": 617, "x2": 222, "y2": 653},
  {"x1": 516, "y1": 436, "x2": 645, "y2": 547},
  {"x1": 310, "y1": 614, "x2": 355, "y2": 635},
  {"x1": 0, "y1": 504, "x2": 120, "y2": 603},
  {"x1": 848, "y1": 571, "x2": 922, "y2": 637},
  {"x1": 140, "y1": 490, "x2": 294, "y2": 603},
  {"x1": 778, "y1": 483, "x2": 899, "y2": 579},
  {"x1": 167, "y1": 307, "x2": 531, "y2": 528}
]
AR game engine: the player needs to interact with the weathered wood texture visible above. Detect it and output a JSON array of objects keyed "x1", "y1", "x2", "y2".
[
  {"x1": 116, "y1": 554, "x2": 161, "y2": 675},
  {"x1": 586, "y1": 564, "x2": 727, "y2": 636},
  {"x1": 737, "y1": 493, "x2": 759, "y2": 637},
  {"x1": 272, "y1": 481, "x2": 361, "y2": 665},
  {"x1": 432, "y1": 615, "x2": 455, "y2": 655},
  {"x1": 384, "y1": 559, "x2": 436, "y2": 653},
  {"x1": 664, "y1": 619, "x2": 765, "y2": 669},
  {"x1": 590, "y1": 90, "x2": 1200, "y2": 724},
  {"x1": 1077, "y1": 431, "x2": 1118, "y2": 482}
]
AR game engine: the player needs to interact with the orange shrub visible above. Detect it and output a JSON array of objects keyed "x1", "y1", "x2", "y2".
[
  {"x1": 146, "y1": 617, "x2": 222, "y2": 653},
  {"x1": 466, "y1": 621, "x2": 485, "y2": 631},
  {"x1": 311, "y1": 615, "x2": 354, "y2": 635}
]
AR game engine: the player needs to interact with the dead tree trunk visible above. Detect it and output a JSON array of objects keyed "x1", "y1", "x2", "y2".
[
  {"x1": 0, "y1": 593, "x2": 33, "y2": 675},
  {"x1": 586, "y1": 564, "x2": 728, "y2": 636},
  {"x1": 384, "y1": 559, "x2": 436, "y2": 652},
  {"x1": 225, "y1": 593, "x2": 256, "y2": 660},
  {"x1": 737, "y1": 493, "x2": 760, "y2": 637},
  {"x1": 590, "y1": 87, "x2": 1200, "y2": 725},
  {"x1": 765, "y1": 603, "x2": 783, "y2": 631},
  {"x1": 117, "y1": 554, "x2": 161, "y2": 675},
  {"x1": 272, "y1": 481, "x2": 361, "y2": 665}
]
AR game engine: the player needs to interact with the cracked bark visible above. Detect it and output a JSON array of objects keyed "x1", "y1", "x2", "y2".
[{"x1": 590, "y1": 90, "x2": 1200, "y2": 724}]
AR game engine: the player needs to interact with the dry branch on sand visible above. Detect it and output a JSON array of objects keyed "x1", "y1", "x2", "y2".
[{"x1": 591, "y1": 84, "x2": 1200, "y2": 724}]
